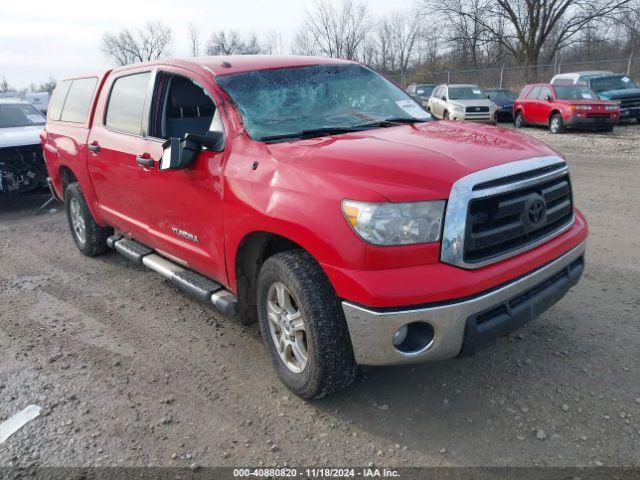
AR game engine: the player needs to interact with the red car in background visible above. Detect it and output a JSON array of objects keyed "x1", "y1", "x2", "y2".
[{"x1": 514, "y1": 83, "x2": 620, "y2": 133}]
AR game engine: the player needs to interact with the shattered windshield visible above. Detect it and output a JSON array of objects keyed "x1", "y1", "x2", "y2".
[
  {"x1": 590, "y1": 75, "x2": 638, "y2": 92},
  {"x1": 0, "y1": 103, "x2": 46, "y2": 128},
  {"x1": 216, "y1": 64, "x2": 430, "y2": 142}
]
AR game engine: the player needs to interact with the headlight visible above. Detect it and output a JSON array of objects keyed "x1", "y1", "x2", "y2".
[
  {"x1": 605, "y1": 105, "x2": 619, "y2": 111},
  {"x1": 342, "y1": 200, "x2": 445, "y2": 246},
  {"x1": 452, "y1": 104, "x2": 464, "y2": 113}
]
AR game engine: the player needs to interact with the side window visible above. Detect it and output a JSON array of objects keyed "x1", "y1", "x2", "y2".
[
  {"x1": 433, "y1": 87, "x2": 441, "y2": 98},
  {"x1": 60, "y1": 77, "x2": 98, "y2": 123},
  {"x1": 48, "y1": 80, "x2": 72, "y2": 121},
  {"x1": 149, "y1": 73, "x2": 217, "y2": 140},
  {"x1": 105, "y1": 72, "x2": 151, "y2": 135},
  {"x1": 528, "y1": 86, "x2": 541, "y2": 99},
  {"x1": 518, "y1": 86, "x2": 529, "y2": 98},
  {"x1": 538, "y1": 86, "x2": 552, "y2": 100}
]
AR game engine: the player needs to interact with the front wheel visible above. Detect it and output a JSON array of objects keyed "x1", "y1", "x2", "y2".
[
  {"x1": 514, "y1": 111, "x2": 525, "y2": 128},
  {"x1": 257, "y1": 250, "x2": 358, "y2": 399},
  {"x1": 443, "y1": 110, "x2": 450, "y2": 119},
  {"x1": 549, "y1": 113, "x2": 565, "y2": 134}
]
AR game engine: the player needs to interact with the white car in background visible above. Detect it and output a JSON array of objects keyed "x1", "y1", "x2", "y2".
[
  {"x1": 428, "y1": 84, "x2": 498, "y2": 124},
  {"x1": 0, "y1": 99, "x2": 48, "y2": 194}
]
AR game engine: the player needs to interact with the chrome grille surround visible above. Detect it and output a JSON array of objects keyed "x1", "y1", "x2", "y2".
[{"x1": 440, "y1": 156, "x2": 574, "y2": 269}]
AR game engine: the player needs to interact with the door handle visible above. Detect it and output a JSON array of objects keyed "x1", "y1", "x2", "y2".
[
  {"x1": 136, "y1": 154, "x2": 155, "y2": 168},
  {"x1": 88, "y1": 141, "x2": 101, "y2": 153}
]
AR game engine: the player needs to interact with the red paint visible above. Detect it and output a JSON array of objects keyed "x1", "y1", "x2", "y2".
[{"x1": 42, "y1": 57, "x2": 588, "y2": 309}]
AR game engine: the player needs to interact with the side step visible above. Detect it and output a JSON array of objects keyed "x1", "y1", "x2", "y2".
[{"x1": 107, "y1": 235, "x2": 237, "y2": 316}]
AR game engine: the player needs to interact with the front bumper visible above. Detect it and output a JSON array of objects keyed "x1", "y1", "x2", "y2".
[
  {"x1": 620, "y1": 106, "x2": 640, "y2": 119},
  {"x1": 565, "y1": 115, "x2": 617, "y2": 128},
  {"x1": 450, "y1": 112, "x2": 496, "y2": 123},
  {"x1": 342, "y1": 241, "x2": 586, "y2": 366}
]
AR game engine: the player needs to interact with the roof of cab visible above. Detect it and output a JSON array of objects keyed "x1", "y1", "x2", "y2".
[{"x1": 110, "y1": 55, "x2": 355, "y2": 77}]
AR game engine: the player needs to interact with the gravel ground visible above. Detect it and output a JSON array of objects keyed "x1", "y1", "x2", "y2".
[{"x1": 0, "y1": 122, "x2": 639, "y2": 468}]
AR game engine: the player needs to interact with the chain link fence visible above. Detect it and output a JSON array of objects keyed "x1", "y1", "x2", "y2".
[{"x1": 387, "y1": 56, "x2": 639, "y2": 92}]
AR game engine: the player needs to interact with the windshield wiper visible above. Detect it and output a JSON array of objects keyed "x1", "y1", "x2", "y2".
[
  {"x1": 357, "y1": 117, "x2": 429, "y2": 128},
  {"x1": 258, "y1": 126, "x2": 369, "y2": 142}
]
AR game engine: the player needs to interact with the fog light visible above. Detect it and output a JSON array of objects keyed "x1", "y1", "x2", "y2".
[
  {"x1": 393, "y1": 325, "x2": 409, "y2": 346},
  {"x1": 392, "y1": 322, "x2": 435, "y2": 354}
]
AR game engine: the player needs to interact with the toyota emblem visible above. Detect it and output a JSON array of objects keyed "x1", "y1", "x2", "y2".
[{"x1": 526, "y1": 197, "x2": 546, "y2": 227}]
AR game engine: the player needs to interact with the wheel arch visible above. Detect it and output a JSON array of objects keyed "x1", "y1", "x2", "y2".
[
  {"x1": 549, "y1": 109, "x2": 562, "y2": 124},
  {"x1": 233, "y1": 231, "x2": 315, "y2": 325},
  {"x1": 58, "y1": 165, "x2": 79, "y2": 198}
]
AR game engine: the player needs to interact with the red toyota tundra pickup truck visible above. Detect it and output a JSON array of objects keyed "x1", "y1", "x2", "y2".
[{"x1": 41, "y1": 56, "x2": 588, "y2": 399}]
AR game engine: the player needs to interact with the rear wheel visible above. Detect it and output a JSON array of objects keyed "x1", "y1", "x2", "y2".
[
  {"x1": 514, "y1": 111, "x2": 525, "y2": 128},
  {"x1": 257, "y1": 250, "x2": 358, "y2": 399},
  {"x1": 65, "y1": 183, "x2": 112, "y2": 256},
  {"x1": 549, "y1": 113, "x2": 565, "y2": 134}
]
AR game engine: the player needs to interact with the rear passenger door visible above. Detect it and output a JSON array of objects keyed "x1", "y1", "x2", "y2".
[
  {"x1": 87, "y1": 69, "x2": 155, "y2": 240},
  {"x1": 525, "y1": 86, "x2": 542, "y2": 124}
]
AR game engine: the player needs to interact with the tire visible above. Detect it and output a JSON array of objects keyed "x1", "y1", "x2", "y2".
[
  {"x1": 443, "y1": 110, "x2": 450, "y2": 119},
  {"x1": 65, "y1": 183, "x2": 112, "y2": 256},
  {"x1": 257, "y1": 250, "x2": 358, "y2": 399},
  {"x1": 549, "y1": 113, "x2": 565, "y2": 134},
  {"x1": 514, "y1": 111, "x2": 525, "y2": 128}
]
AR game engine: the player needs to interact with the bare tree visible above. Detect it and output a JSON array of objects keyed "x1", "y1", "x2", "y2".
[
  {"x1": 262, "y1": 30, "x2": 286, "y2": 55},
  {"x1": 0, "y1": 76, "x2": 12, "y2": 93},
  {"x1": 187, "y1": 23, "x2": 200, "y2": 57},
  {"x1": 292, "y1": 0, "x2": 372, "y2": 60},
  {"x1": 375, "y1": 10, "x2": 424, "y2": 85},
  {"x1": 206, "y1": 30, "x2": 263, "y2": 55},
  {"x1": 422, "y1": 0, "x2": 635, "y2": 75},
  {"x1": 102, "y1": 22, "x2": 173, "y2": 66}
]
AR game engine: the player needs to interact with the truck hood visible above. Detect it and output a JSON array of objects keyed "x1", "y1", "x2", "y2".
[
  {"x1": 0, "y1": 125, "x2": 44, "y2": 148},
  {"x1": 266, "y1": 120, "x2": 558, "y2": 202},
  {"x1": 596, "y1": 88, "x2": 640, "y2": 100}
]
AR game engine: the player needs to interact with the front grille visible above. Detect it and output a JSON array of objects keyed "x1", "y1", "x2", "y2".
[
  {"x1": 465, "y1": 106, "x2": 489, "y2": 113},
  {"x1": 0, "y1": 144, "x2": 47, "y2": 194},
  {"x1": 463, "y1": 174, "x2": 573, "y2": 263},
  {"x1": 620, "y1": 97, "x2": 640, "y2": 108},
  {"x1": 586, "y1": 113, "x2": 611, "y2": 118}
]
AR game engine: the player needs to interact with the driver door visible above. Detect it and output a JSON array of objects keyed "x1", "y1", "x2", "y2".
[{"x1": 140, "y1": 68, "x2": 228, "y2": 284}]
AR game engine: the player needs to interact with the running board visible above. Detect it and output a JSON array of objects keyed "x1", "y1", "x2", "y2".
[{"x1": 107, "y1": 235, "x2": 237, "y2": 316}]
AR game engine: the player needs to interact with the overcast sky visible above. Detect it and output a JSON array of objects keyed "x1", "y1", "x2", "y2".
[{"x1": 1, "y1": 0, "x2": 416, "y2": 88}]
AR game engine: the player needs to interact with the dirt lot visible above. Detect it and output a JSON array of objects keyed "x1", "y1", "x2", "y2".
[{"x1": 1, "y1": 122, "x2": 639, "y2": 469}]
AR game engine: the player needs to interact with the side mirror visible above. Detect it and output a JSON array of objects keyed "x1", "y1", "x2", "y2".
[
  {"x1": 159, "y1": 131, "x2": 225, "y2": 171},
  {"x1": 546, "y1": 94, "x2": 553, "y2": 101},
  {"x1": 486, "y1": 94, "x2": 491, "y2": 99},
  {"x1": 441, "y1": 95, "x2": 447, "y2": 101}
]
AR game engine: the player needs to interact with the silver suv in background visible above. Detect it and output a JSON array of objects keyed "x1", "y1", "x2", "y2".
[{"x1": 427, "y1": 84, "x2": 498, "y2": 124}]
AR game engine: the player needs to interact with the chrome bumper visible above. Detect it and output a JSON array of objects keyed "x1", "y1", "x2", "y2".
[{"x1": 342, "y1": 241, "x2": 586, "y2": 366}]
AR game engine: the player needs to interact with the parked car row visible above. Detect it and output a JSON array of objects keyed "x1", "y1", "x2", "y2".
[{"x1": 407, "y1": 70, "x2": 640, "y2": 133}]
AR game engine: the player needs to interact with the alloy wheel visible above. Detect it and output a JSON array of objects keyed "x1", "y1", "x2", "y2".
[
  {"x1": 69, "y1": 197, "x2": 87, "y2": 246},
  {"x1": 266, "y1": 282, "x2": 308, "y2": 374}
]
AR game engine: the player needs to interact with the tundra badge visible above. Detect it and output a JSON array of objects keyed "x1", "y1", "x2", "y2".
[{"x1": 171, "y1": 227, "x2": 200, "y2": 243}]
